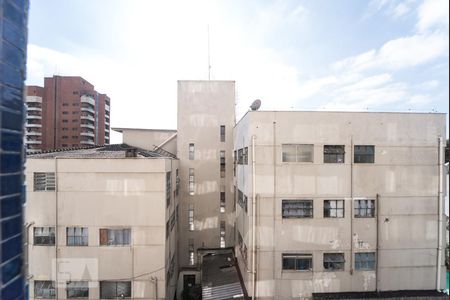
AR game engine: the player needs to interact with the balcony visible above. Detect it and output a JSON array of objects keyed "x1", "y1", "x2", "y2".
[
  {"x1": 27, "y1": 115, "x2": 42, "y2": 120},
  {"x1": 80, "y1": 94, "x2": 95, "y2": 106},
  {"x1": 81, "y1": 114, "x2": 95, "y2": 122},
  {"x1": 80, "y1": 131, "x2": 95, "y2": 137},
  {"x1": 105, "y1": 127, "x2": 110, "y2": 132},
  {"x1": 26, "y1": 139, "x2": 42, "y2": 145},
  {"x1": 26, "y1": 123, "x2": 42, "y2": 128},
  {"x1": 81, "y1": 106, "x2": 95, "y2": 114},
  {"x1": 80, "y1": 140, "x2": 95, "y2": 146},
  {"x1": 26, "y1": 96, "x2": 42, "y2": 103},
  {"x1": 105, "y1": 105, "x2": 110, "y2": 112},
  {"x1": 26, "y1": 131, "x2": 42, "y2": 136},
  {"x1": 81, "y1": 123, "x2": 95, "y2": 130},
  {"x1": 27, "y1": 106, "x2": 42, "y2": 112}
]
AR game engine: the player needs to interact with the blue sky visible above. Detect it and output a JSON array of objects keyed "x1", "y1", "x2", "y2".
[{"x1": 26, "y1": 0, "x2": 449, "y2": 141}]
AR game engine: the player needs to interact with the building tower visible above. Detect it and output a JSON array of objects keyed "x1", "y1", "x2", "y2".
[
  {"x1": 177, "y1": 81, "x2": 236, "y2": 268},
  {"x1": 25, "y1": 76, "x2": 110, "y2": 152}
]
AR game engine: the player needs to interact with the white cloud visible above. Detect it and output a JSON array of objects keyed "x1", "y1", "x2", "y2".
[
  {"x1": 417, "y1": 0, "x2": 449, "y2": 32},
  {"x1": 333, "y1": 33, "x2": 448, "y2": 72},
  {"x1": 392, "y1": 2, "x2": 412, "y2": 18}
]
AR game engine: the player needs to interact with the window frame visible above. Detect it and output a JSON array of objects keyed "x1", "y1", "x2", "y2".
[
  {"x1": 188, "y1": 143, "x2": 195, "y2": 160},
  {"x1": 33, "y1": 172, "x2": 56, "y2": 191},
  {"x1": 66, "y1": 227, "x2": 88, "y2": 246},
  {"x1": 34, "y1": 280, "x2": 56, "y2": 298},
  {"x1": 323, "y1": 253, "x2": 345, "y2": 271},
  {"x1": 323, "y1": 200, "x2": 345, "y2": 218},
  {"x1": 66, "y1": 281, "x2": 89, "y2": 298},
  {"x1": 282, "y1": 253, "x2": 313, "y2": 271},
  {"x1": 354, "y1": 252, "x2": 376, "y2": 270},
  {"x1": 354, "y1": 199, "x2": 375, "y2": 218},
  {"x1": 99, "y1": 228, "x2": 131, "y2": 246},
  {"x1": 99, "y1": 281, "x2": 132, "y2": 299},
  {"x1": 354, "y1": 145, "x2": 375, "y2": 163},
  {"x1": 282, "y1": 144, "x2": 314, "y2": 163},
  {"x1": 323, "y1": 145, "x2": 345, "y2": 163},
  {"x1": 220, "y1": 125, "x2": 225, "y2": 142},
  {"x1": 34, "y1": 227, "x2": 56, "y2": 246},
  {"x1": 282, "y1": 200, "x2": 313, "y2": 218}
]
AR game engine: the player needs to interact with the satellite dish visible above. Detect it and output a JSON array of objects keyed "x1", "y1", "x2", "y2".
[{"x1": 250, "y1": 99, "x2": 261, "y2": 111}]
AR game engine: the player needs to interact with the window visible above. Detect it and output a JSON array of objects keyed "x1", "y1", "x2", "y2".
[
  {"x1": 34, "y1": 227, "x2": 55, "y2": 245},
  {"x1": 67, "y1": 281, "x2": 89, "y2": 298},
  {"x1": 354, "y1": 199, "x2": 375, "y2": 218},
  {"x1": 355, "y1": 252, "x2": 375, "y2": 270},
  {"x1": 166, "y1": 172, "x2": 171, "y2": 207},
  {"x1": 237, "y1": 189, "x2": 247, "y2": 213},
  {"x1": 282, "y1": 254, "x2": 312, "y2": 271},
  {"x1": 62, "y1": 128, "x2": 69, "y2": 131},
  {"x1": 175, "y1": 169, "x2": 180, "y2": 196},
  {"x1": 243, "y1": 147, "x2": 248, "y2": 165},
  {"x1": 72, "y1": 136, "x2": 78, "y2": 139},
  {"x1": 189, "y1": 168, "x2": 195, "y2": 195},
  {"x1": 62, "y1": 135, "x2": 68, "y2": 139},
  {"x1": 188, "y1": 239, "x2": 195, "y2": 265},
  {"x1": 220, "y1": 221, "x2": 226, "y2": 248},
  {"x1": 100, "y1": 281, "x2": 131, "y2": 299},
  {"x1": 67, "y1": 227, "x2": 88, "y2": 246},
  {"x1": 324, "y1": 200, "x2": 344, "y2": 218},
  {"x1": 72, "y1": 119, "x2": 78, "y2": 123},
  {"x1": 72, "y1": 111, "x2": 78, "y2": 114},
  {"x1": 99, "y1": 229, "x2": 131, "y2": 246},
  {"x1": 282, "y1": 144, "x2": 314, "y2": 162},
  {"x1": 34, "y1": 172, "x2": 56, "y2": 191},
  {"x1": 220, "y1": 150, "x2": 226, "y2": 178},
  {"x1": 63, "y1": 103, "x2": 69, "y2": 106},
  {"x1": 282, "y1": 200, "x2": 313, "y2": 218},
  {"x1": 233, "y1": 150, "x2": 237, "y2": 176},
  {"x1": 324, "y1": 145, "x2": 345, "y2": 163},
  {"x1": 354, "y1": 145, "x2": 375, "y2": 163},
  {"x1": 220, "y1": 125, "x2": 225, "y2": 142},
  {"x1": 237, "y1": 148, "x2": 243, "y2": 164},
  {"x1": 72, "y1": 128, "x2": 78, "y2": 131},
  {"x1": 220, "y1": 186, "x2": 226, "y2": 213},
  {"x1": 62, "y1": 111, "x2": 69, "y2": 115},
  {"x1": 62, "y1": 119, "x2": 69, "y2": 123},
  {"x1": 34, "y1": 281, "x2": 56, "y2": 298},
  {"x1": 238, "y1": 231, "x2": 248, "y2": 263},
  {"x1": 189, "y1": 143, "x2": 195, "y2": 160},
  {"x1": 188, "y1": 204, "x2": 194, "y2": 231},
  {"x1": 323, "y1": 253, "x2": 345, "y2": 271}
]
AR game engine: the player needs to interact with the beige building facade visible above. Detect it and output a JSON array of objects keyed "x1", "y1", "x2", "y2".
[
  {"x1": 176, "y1": 81, "x2": 236, "y2": 269},
  {"x1": 25, "y1": 146, "x2": 179, "y2": 300},
  {"x1": 234, "y1": 111, "x2": 447, "y2": 299}
]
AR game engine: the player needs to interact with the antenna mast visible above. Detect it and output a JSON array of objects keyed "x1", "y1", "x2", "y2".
[{"x1": 208, "y1": 25, "x2": 211, "y2": 80}]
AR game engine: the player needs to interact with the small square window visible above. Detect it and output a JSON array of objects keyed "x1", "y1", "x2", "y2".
[
  {"x1": 354, "y1": 199, "x2": 375, "y2": 218},
  {"x1": 67, "y1": 227, "x2": 88, "y2": 246},
  {"x1": 354, "y1": 145, "x2": 375, "y2": 163},
  {"x1": 67, "y1": 281, "x2": 89, "y2": 298},
  {"x1": 324, "y1": 200, "x2": 344, "y2": 218},
  {"x1": 355, "y1": 252, "x2": 375, "y2": 270},
  {"x1": 324, "y1": 145, "x2": 345, "y2": 163},
  {"x1": 323, "y1": 253, "x2": 345, "y2": 271},
  {"x1": 34, "y1": 227, "x2": 55, "y2": 245},
  {"x1": 282, "y1": 144, "x2": 314, "y2": 162},
  {"x1": 34, "y1": 281, "x2": 56, "y2": 298}
]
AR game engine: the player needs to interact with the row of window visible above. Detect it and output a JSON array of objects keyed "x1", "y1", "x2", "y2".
[
  {"x1": 282, "y1": 252, "x2": 375, "y2": 271},
  {"x1": 34, "y1": 280, "x2": 131, "y2": 299},
  {"x1": 33, "y1": 227, "x2": 131, "y2": 246},
  {"x1": 282, "y1": 199, "x2": 375, "y2": 218},
  {"x1": 282, "y1": 144, "x2": 375, "y2": 163}
]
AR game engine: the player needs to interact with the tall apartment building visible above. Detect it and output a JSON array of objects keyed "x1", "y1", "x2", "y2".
[
  {"x1": 234, "y1": 111, "x2": 447, "y2": 299},
  {"x1": 25, "y1": 76, "x2": 111, "y2": 153},
  {"x1": 25, "y1": 144, "x2": 179, "y2": 300},
  {"x1": 176, "y1": 81, "x2": 235, "y2": 270},
  {"x1": 0, "y1": 0, "x2": 29, "y2": 298}
]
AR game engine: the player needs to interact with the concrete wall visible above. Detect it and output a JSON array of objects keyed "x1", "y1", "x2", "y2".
[
  {"x1": 25, "y1": 157, "x2": 178, "y2": 300},
  {"x1": 119, "y1": 128, "x2": 177, "y2": 154},
  {"x1": 234, "y1": 111, "x2": 447, "y2": 299},
  {"x1": 177, "y1": 81, "x2": 236, "y2": 269}
]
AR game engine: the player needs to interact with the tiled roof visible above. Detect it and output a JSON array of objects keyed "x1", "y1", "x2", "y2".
[{"x1": 27, "y1": 144, "x2": 172, "y2": 159}]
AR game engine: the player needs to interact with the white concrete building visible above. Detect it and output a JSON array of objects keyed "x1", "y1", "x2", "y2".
[
  {"x1": 25, "y1": 144, "x2": 179, "y2": 300},
  {"x1": 234, "y1": 111, "x2": 447, "y2": 299}
]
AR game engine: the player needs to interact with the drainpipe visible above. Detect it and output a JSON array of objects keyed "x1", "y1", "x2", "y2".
[
  {"x1": 436, "y1": 136, "x2": 444, "y2": 290},
  {"x1": 251, "y1": 135, "x2": 257, "y2": 299},
  {"x1": 151, "y1": 276, "x2": 158, "y2": 300},
  {"x1": 375, "y1": 193, "x2": 380, "y2": 292},
  {"x1": 55, "y1": 157, "x2": 59, "y2": 299},
  {"x1": 349, "y1": 136, "x2": 354, "y2": 276}
]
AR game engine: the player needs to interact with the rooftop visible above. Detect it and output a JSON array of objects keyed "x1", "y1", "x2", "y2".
[{"x1": 27, "y1": 143, "x2": 173, "y2": 159}]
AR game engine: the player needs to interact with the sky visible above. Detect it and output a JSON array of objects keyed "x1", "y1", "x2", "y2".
[{"x1": 26, "y1": 0, "x2": 449, "y2": 144}]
